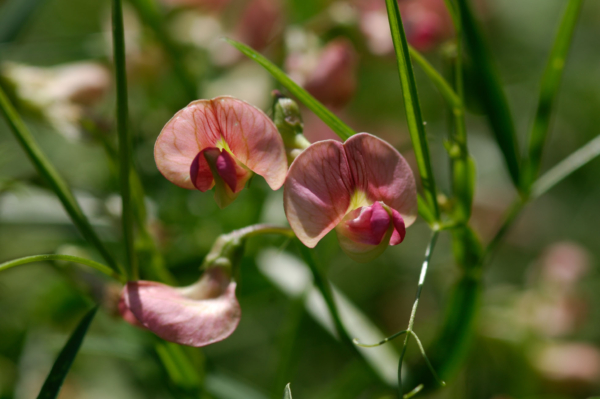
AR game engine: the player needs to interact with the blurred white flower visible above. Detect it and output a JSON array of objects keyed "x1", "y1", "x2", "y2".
[{"x1": 2, "y1": 62, "x2": 110, "y2": 140}]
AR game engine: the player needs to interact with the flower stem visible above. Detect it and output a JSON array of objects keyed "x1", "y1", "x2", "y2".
[
  {"x1": 0, "y1": 254, "x2": 125, "y2": 283},
  {"x1": 0, "y1": 87, "x2": 121, "y2": 275},
  {"x1": 112, "y1": 0, "x2": 137, "y2": 280},
  {"x1": 398, "y1": 230, "x2": 441, "y2": 395}
]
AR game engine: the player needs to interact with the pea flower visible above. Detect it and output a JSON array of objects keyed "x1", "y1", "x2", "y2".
[
  {"x1": 284, "y1": 133, "x2": 417, "y2": 262},
  {"x1": 119, "y1": 266, "x2": 239, "y2": 347},
  {"x1": 155, "y1": 96, "x2": 287, "y2": 208}
]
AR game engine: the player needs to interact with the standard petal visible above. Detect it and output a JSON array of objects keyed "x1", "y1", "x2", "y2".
[
  {"x1": 121, "y1": 269, "x2": 241, "y2": 347},
  {"x1": 190, "y1": 149, "x2": 216, "y2": 192},
  {"x1": 213, "y1": 97, "x2": 287, "y2": 190},
  {"x1": 155, "y1": 99, "x2": 221, "y2": 189},
  {"x1": 284, "y1": 140, "x2": 354, "y2": 247},
  {"x1": 389, "y1": 208, "x2": 406, "y2": 245},
  {"x1": 343, "y1": 133, "x2": 418, "y2": 227},
  {"x1": 335, "y1": 202, "x2": 390, "y2": 246}
]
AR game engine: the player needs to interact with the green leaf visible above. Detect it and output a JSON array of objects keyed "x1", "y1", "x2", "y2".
[
  {"x1": 112, "y1": 0, "x2": 138, "y2": 280},
  {"x1": 457, "y1": 0, "x2": 521, "y2": 190},
  {"x1": 417, "y1": 193, "x2": 436, "y2": 226},
  {"x1": 225, "y1": 38, "x2": 356, "y2": 140},
  {"x1": 523, "y1": 0, "x2": 584, "y2": 190},
  {"x1": 384, "y1": 0, "x2": 440, "y2": 220},
  {"x1": 408, "y1": 46, "x2": 461, "y2": 110},
  {"x1": 155, "y1": 342, "x2": 203, "y2": 393},
  {"x1": 0, "y1": 254, "x2": 125, "y2": 283},
  {"x1": 532, "y1": 134, "x2": 600, "y2": 198},
  {"x1": 36, "y1": 307, "x2": 97, "y2": 399},
  {"x1": 283, "y1": 383, "x2": 292, "y2": 399},
  {"x1": 0, "y1": 87, "x2": 121, "y2": 275}
]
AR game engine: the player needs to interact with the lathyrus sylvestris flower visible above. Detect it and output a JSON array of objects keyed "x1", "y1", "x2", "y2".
[
  {"x1": 118, "y1": 225, "x2": 265, "y2": 347},
  {"x1": 155, "y1": 96, "x2": 287, "y2": 208},
  {"x1": 119, "y1": 266, "x2": 239, "y2": 347},
  {"x1": 284, "y1": 133, "x2": 417, "y2": 262}
]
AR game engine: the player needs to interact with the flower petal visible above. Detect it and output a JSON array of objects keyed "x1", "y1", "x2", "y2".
[
  {"x1": 190, "y1": 149, "x2": 216, "y2": 192},
  {"x1": 343, "y1": 133, "x2": 418, "y2": 227},
  {"x1": 204, "y1": 148, "x2": 253, "y2": 209},
  {"x1": 120, "y1": 268, "x2": 241, "y2": 347},
  {"x1": 212, "y1": 96, "x2": 287, "y2": 189},
  {"x1": 389, "y1": 208, "x2": 406, "y2": 245},
  {"x1": 337, "y1": 222, "x2": 394, "y2": 263},
  {"x1": 155, "y1": 99, "x2": 221, "y2": 189},
  {"x1": 284, "y1": 140, "x2": 354, "y2": 247},
  {"x1": 335, "y1": 202, "x2": 390, "y2": 246}
]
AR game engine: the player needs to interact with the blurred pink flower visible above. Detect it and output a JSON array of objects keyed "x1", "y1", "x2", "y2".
[
  {"x1": 539, "y1": 242, "x2": 590, "y2": 288},
  {"x1": 357, "y1": 0, "x2": 453, "y2": 55},
  {"x1": 284, "y1": 133, "x2": 417, "y2": 262},
  {"x1": 286, "y1": 38, "x2": 358, "y2": 108},
  {"x1": 120, "y1": 267, "x2": 240, "y2": 347},
  {"x1": 534, "y1": 343, "x2": 600, "y2": 386},
  {"x1": 155, "y1": 96, "x2": 287, "y2": 208}
]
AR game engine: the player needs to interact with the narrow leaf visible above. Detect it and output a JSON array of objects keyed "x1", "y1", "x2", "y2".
[
  {"x1": 408, "y1": 46, "x2": 461, "y2": 110},
  {"x1": 112, "y1": 0, "x2": 138, "y2": 280},
  {"x1": 457, "y1": 0, "x2": 521, "y2": 189},
  {"x1": 532, "y1": 134, "x2": 600, "y2": 198},
  {"x1": 385, "y1": 0, "x2": 440, "y2": 219},
  {"x1": 225, "y1": 38, "x2": 356, "y2": 140},
  {"x1": 0, "y1": 254, "x2": 125, "y2": 283},
  {"x1": 0, "y1": 87, "x2": 120, "y2": 274},
  {"x1": 36, "y1": 307, "x2": 97, "y2": 399},
  {"x1": 523, "y1": 0, "x2": 584, "y2": 189},
  {"x1": 283, "y1": 383, "x2": 292, "y2": 399}
]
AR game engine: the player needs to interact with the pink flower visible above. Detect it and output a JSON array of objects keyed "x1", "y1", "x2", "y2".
[
  {"x1": 284, "y1": 133, "x2": 417, "y2": 262},
  {"x1": 286, "y1": 38, "x2": 358, "y2": 108},
  {"x1": 155, "y1": 96, "x2": 287, "y2": 208},
  {"x1": 119, "y1": 267, "x2": 240, "y2": 347}
]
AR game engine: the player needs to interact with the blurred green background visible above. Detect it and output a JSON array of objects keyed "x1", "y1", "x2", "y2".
[{"x1": 0, "y1": 0, "x2": 599, "y2": 398}]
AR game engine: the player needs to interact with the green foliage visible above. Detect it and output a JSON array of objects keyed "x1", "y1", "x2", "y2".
[
  {"x1": 36, "y1": 307, "x2": 97, "y2": 399},
  {"x1": 385, "y1": 0, "x2": 440, "y2": 220}
]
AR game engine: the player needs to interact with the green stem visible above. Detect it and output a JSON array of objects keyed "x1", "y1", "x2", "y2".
[
  {"x1": 0, "y1": 254, "x2": 125, "y2": 283},
  {"x1": 398, "y1": 230, "x2": 440, "y2": 395},
  {"x1": 112, "y1": 0, "x2": 137, "y2": 280},
  {"x1": 0, "y1": 87, "x2": 121, "y2": 274},
  {"x1": 297, "y1": 243, "x2": 353, "y2": 348},
  {"x1": 523, "y1": 0, "x2": 584, "y2": 190},
  {"x1": 385, "y1": 0, "x2": 440, "y2": 220}
]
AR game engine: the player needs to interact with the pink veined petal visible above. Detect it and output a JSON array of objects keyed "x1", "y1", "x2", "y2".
[
  {"x1": 190, "y1": 148, "x2": 217, "y2": 192},
  {"x1": 284, "y1": 140, "x2": 354, "y2": 248},
  {"x1": 335, "y1": 202, "x2": 391, "y2": 246},
  {"x1": 389, "y1": 208, "x2": 407, "y2": 246},
  {"x1": 213, "y1": 97, "x2": 287, "y2": 190},
  {"x1": 343, "y1": 133, "x2": 418, "y2": 227},
  {"x1": 120, "y1": 268, "x2": 241, "y2": 347},
  {"x1": 155, "y1": 99, "x2": 221, "y2": 189}
]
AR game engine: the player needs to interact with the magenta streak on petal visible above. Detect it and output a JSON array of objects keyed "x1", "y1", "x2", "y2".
[
  {"x1": 389, "y1": 208, "x2": 406, "y2": 245},
  {"x1": 214, "y1": 150, "x2": 240, "y2": 192},
  {"x1": 337, "y1": 201, "x2": 391, "y2": 246},
  {"x1": 190, "y1": 148, "x2": 217, "y2": 192}
]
